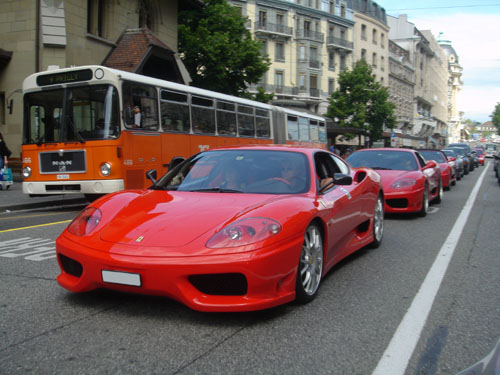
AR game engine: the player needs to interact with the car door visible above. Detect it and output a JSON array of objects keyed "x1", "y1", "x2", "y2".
[{"x1": 314, "y1": 152, "x2": 361, "y2": 265}]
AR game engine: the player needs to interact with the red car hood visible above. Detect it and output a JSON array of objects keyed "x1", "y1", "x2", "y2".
[
  {"x1": 374, "y1": 169, "x2": 421, "y2": 190},
  {"x1": 99, "y1": 190, "x2": 277, "y2": 247}
]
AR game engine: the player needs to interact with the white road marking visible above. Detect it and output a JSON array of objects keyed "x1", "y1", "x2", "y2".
[{"x1": 372, "y1": 165, "x2": 489, "y2": 375}]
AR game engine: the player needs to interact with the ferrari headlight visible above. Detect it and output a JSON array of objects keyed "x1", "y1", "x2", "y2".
[
  {"x1": 206, "y1": 217, "x2": 281, "y2": 249},
  {"x1": 100, "y1": 162, "x2": 111, "y2": 176},
  {"x1": 391, "y1": 178, "x2": 417, "y2": 189},
  {"x1": 67, "y1": 207, "x2": 102, "y2": 236},
  {"x1": 22, "y1": 166, "x2": 32, "y2": 178}
]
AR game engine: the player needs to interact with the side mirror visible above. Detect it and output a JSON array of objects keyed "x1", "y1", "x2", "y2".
[
  {"x1": 447, "y1": 156, "x2": 456, "y2": 161},
  {"x1": 333, "y1": 173, "x2": 353, "y2": 186},
  {"x1": 424, "y1": 160, "x2": 437, "y2": 169},
  {"x1": 146, "y1": 169, "x2": 157, "y2": 184}
]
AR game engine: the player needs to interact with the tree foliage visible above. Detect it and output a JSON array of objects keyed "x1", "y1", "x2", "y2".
[
  {"x1": 178, "y1": 0, "x2": 271, "y2": 96},
  {"x1": 491, "y1": 103, "x2": 500, "y2": 134},
  {"x1": 325, "y1": 60, "x2": 395, "y2": 142}
]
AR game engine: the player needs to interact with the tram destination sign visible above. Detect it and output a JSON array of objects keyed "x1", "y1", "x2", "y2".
[{"x1": 36, "y1": 69, "x2": 93, "y2": 86}]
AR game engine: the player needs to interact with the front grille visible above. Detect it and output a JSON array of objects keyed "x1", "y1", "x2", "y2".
[
  {"x1": 58, "y1": 254, "x2": 83, "y2": 277},
  {"x1": 46, "y1": 184, "x2": 81, "y2": 191},
  {"x1": 189, "y1": 273, "x2": 248, "y2": 296},
  {"x1": 40, "y1": 150, "x2": 86, "y2": 174},
  {"x1": 386, "y1": 198, "x2": 408, "y2": 208}
]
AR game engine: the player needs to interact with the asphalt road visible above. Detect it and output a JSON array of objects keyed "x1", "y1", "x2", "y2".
[{"x1": 0, "y1": 163, "x2": 499, "y2": 374}]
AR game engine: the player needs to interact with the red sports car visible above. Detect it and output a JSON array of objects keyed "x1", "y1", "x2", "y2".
[
  {"x1": 473, "y1": 148, "x2": 485, "y2": 166},
  {"x1": 346, "y1": 148, "x2": 442, "y2": 216},
  {"x1": 56, "y1": 146, "x2": 384, "y2": 312},
  {"x1": 418, "y1": 149, "x2": 456, "y2": 190}
]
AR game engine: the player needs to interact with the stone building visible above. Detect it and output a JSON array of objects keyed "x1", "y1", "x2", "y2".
[{"x1": 0, "y1": 0, "x2": 202, "y2": 160}]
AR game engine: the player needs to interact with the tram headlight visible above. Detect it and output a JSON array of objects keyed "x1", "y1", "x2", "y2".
[
  {"x1": 100, "y1": 162, "x2": 111, "y2": 176},
  {"x1": 22, "y1": 166, "x2": 32, "y2": 178}
]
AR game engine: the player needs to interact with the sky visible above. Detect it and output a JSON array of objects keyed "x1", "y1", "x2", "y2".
[{"x1": 379, "y1": 0, "x2": 500, "y2": 123}]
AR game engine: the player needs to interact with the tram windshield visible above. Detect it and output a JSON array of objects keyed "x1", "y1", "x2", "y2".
[{"x1": 23, "y1": 84, "x2": 120, "y2": 144}]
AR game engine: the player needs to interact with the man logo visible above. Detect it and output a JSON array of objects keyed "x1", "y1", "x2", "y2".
[{"x1": 136, "y1": 236, "x2": 144, "y2": 243}]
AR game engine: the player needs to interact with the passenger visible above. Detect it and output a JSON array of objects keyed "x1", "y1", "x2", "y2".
[
  {"x1": 280, "y1": 160, "x2": 306, "y2": 191},
  {"x1": 221, "y1": 165, "x2": 245, "y2": 190}
]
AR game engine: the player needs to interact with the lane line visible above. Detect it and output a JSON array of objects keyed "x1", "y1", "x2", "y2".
[
  {"x1": 372, "y1": 165, "x2": 489, "y2": 375},
  {"x1": 0, "y1": 220, "x2": 72, "y2": 233}
]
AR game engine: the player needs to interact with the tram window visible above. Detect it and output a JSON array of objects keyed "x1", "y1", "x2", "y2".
[
  {"x1": 123, "y1": 82, "x2": 158, "y2": 130},
  {"x1": 319, "y1": 122, "x2": 327, "y2": 142},
  {"x1": 160, "y1": 90, "x2": 190, "y2": 132},
  {"x1": 310, "y1": 119, "x2": 319, "y2": 141},
  {"x1": 237, "y1": 105, "x2": 255, "y2": 137},
  {"x1": 287, "y1": 115, "x2": 299, "y2": 141},
  {"x1": 192, "y1": 95, "x2": 215, "y2": 134},
  {"x1": 299, "y1": 117, "x2": 310, "y2": 141},
  {"x1": 256, "y1": 109, "x2": 270, "y2": 138},
  {"x1": 216, "y1": 101, "x2": 236, "y2": 135}
]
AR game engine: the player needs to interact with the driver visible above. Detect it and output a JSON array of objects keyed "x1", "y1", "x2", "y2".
[{"x1": 280, "y1": 161, "x2": 306, "y2": 190}]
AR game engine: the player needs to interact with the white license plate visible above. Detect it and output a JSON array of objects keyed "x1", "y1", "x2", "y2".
[
  {"x1": 102, "y1": 270, "x2": 141, "y2": 287},
  {"x1": 57, "y1": 174, "x2": 70, "y2": 180}
]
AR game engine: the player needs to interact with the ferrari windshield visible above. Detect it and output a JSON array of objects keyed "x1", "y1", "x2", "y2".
[
  {"x1": 23, "y1": 84, "x2": 120, "y2": 144},
  {"x1": 155, "y1": 150, "x2": 311, "y2": 194},
  {"x1": 419, "y1": 151, "x2": 447, "y2": 163},
  {"x1": 347, "y1": 150, "x2": 418, "y2": 171}
]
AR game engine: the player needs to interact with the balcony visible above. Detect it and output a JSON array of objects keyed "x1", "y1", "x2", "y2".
[
  {"x1": 326, "y1": 36, "x2": 353, "y2": 52},
  {"x1": 296, "y1": 29, "x2": 324, "y2": 43},
  {"x1": 255, "y1": 22, "x2": 293, "y2": 38}
]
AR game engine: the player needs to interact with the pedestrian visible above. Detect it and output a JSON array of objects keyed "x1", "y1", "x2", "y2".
[
  {"x1": 133, "y1": 106, "x2": 142, "y2": 128},
  {"x1": 0, "y1": 131, "x2": 11, "y2": 169}
]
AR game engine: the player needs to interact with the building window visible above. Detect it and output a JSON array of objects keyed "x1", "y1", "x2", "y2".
[
  {"x1": 372, "y1": 53, "x2": 377, "y2": 67},
  {"x1": 381, "y1": 33, "x2": 385, "y2": 48},
  {"x1": 381, "y1": 56, "x2": 385, "y2": 71},
  {"x1": 275, "y1": 71, "x2": 284, "y2": 92},
  {"x1": 139, "y1": 0, "x2": 155, "y2": 31},
  {"x1": 299, "y1": 45, "x2": 306, "y2": 61},
  {"x1": 260, "y1": 39, "x2": 268, "y2": 58},
  {"x1": 299, "y1": 74, "x2": 306, "y2": 89},
  {"x1": 276, "y1": 13, "x2": 284, "y2": 26},
  {"x1": 259, "y1": 10, "x2": 267, "y2": 26},
  {"x1": 328, "y1": 52, "x2": 335, "y2": 70},
  {"x1": 361, "y1": 24, "x2": 367, "y2": 40},
  {"x1": 340, "y1": 55, "x2": 346, "y2": 71},
  {"x1": 372, "y1": 29, "x2": 377, "y2": 44},
  {"x1": 361, "y1": 49, "x2": 366, "y2": 60},
  {"x1": 275, "y1": 42, "x2": 285, "y2": 61},
  {"x1": 87, "y1": 0, "x2": 106, "y2": 37},
  {"x1": 329, "y1": 26, "x2": 334, "y2": 37},
  {"x1": 328, "y1": 79, "x2": 335, "y2": 95},
  {"x1": 340, "y1": 3, "x2": 346, "y2": 17},
  {"x1": 329, "y1": 1, "x2": 334, "y2": 13}
]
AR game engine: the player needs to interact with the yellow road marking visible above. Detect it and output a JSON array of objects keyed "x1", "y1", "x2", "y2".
[
  {"x1": 0, "y1": 220, "x2": 72, "y2": 233},
  {"x1": 0, "y1": 212, "x2": 72, "y2": 220}
]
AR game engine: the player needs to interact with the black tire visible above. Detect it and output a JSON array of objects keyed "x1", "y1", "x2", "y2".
[
  {"x1": 295, "y1": 223, "x2": 324, "y2": 304},
  {"x1": 418, "y1": 185, "x2": 429, "y2": 217},
  {"x1": 433, "y1": 179, "x2": 443, "y2": 204},
  {"x1": 368, "y1": 194, "x2": 384, "y2": 249}
]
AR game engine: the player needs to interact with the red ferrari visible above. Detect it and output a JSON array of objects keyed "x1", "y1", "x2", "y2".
[
  {"x1": 56, "y1": 146, "x2": 384, "y2": 312},
  {"x1": 346, "y1": 148, "x2": 442, "y2": 216},
  {"x1": 418, "y1": 149, "x2": 456, "y2": 190}
]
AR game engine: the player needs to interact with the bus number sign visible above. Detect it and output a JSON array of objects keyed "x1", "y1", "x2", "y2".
[{"x1": 36, "y1": 69, "x2": 93, "y2": 86}]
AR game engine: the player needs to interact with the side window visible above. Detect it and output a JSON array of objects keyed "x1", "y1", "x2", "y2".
[
  {"x1": 192, "y1": 96, "x2": 215, "y2": 134},
  {"x1": 256, "y1": 108, "x2": 270, "y2": 138},
  {"x1": 160, "y1": 90, "x2": 190, "y2": 133},
  {"x1": 122, "y1": 82, "x2": 158, "y2": 130},
  {"x1": 298, "y1": 117, "x2": 310, "y2": 141},
  {"x1": 330, "y1": 154, "x2": 349, "y2": 174},
  {"x1": 310, "y1": 120, "x2": 319, "y2": 141},
  {"x1": 287, "y1": 115, "x2": 299, "y2": 141},
  {"x1": 415, "y1": 152, "x2": 426, "y2": 168},
  {"x1": 237, "y1": 105, "x2": 255, "y2": 137},
  {"x1": 216, "y1": 101, "x2": 236, "y2": 136}
]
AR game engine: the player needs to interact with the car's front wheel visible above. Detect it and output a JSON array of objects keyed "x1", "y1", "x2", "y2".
[
  {"x1": 418, "y1": 185, "x2": 429, "y2": 217},
  {"x1": 295, "y1": 223, "x2": 323, "y2": 304}
]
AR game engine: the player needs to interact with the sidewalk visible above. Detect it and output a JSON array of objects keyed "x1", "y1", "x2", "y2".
[{"x1": 0, "y1": 182, "x2": 88, "y2": 212}]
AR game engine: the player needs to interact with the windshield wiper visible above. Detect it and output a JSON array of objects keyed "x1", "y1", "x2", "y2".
[
  {"x1": 188, "y1": 187, "x2": 244, "y2": 193},
  {"x1": 65, "y1": 116, "x2": 86, "y2": 144}
]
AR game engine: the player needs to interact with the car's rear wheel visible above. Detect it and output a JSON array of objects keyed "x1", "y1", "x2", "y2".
[
  {"x1": 433, "y1": 179, "x2": 443, "y2": 204},
  {"x1": 295, "y1": 223, "x2": 323, "y2": 304},
  {"x1": 418, "y1": 185, "x2": 429, "y2": 217},
  {"x1": 369, "y1": 194, "x2": 384, "y2": 249}
]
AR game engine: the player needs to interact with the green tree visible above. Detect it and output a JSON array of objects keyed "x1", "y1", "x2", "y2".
[
  {"x1": 178, "y1": 0, "x2": 271, "y2": 96},
  {"x1": 491, "y1": 103, "x2": 500, "y2": 134},
  {"x1": 325, "y1": 60, "x2": 395, "y2": 143}
]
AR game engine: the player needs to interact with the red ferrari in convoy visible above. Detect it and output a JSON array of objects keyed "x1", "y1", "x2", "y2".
[
  {"x1": 346, "y1": 148, "x2": 442, "y2": 217},
  {"x1": 56, "y1": 146, "x2": 384, "y2": 312},
  {"x1": 419, "y1": 149, "x2": 456, "y2": 190}
]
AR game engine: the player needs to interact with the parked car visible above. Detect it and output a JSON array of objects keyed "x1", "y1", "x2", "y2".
[
  {"x1": 494, "y1": 151, "x2": 500, "y2": 178},
  {"x1": 346, "y1": 148, "x2": 442, "y2": 217},
  {"x1": 448, "y1": 143, "x2": 475, "y2": 172},
  {"x1": 445, "y1": 146, "x2": 471, "y2": 174},
  {"x1": 470, "y1": 150, "x2": 479, "y2": 168},
  {"x1": 56, "y1": 145, "x2": 384, "y2": 312},
  {"x1": 419, "y1": 149, "x2": 456, "y2": 190},
  {"x1": 473, "y1": 148, "x2": 485, "y2": 166},
  {"x1": 442, "y1": 149, "x2": 464, "y2": 180}
]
